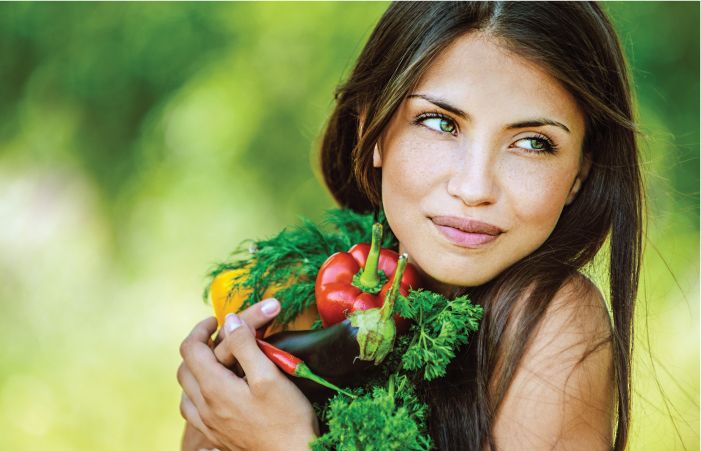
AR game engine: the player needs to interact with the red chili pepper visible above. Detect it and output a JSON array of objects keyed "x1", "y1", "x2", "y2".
[
  {"x1": 314, "y1": 223, "x2": 422, "y2": 329},
  {"x1": 256, "y1": 338, "x2": 356, "y2": 398}
]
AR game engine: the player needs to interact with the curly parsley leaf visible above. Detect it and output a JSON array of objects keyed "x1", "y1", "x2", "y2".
[
  {"x1": 396, "y1": 289, "x2": 483, "y2": 381},
  {"x1": 310, "y1": 374, "x2": 433, "y2": 451}
]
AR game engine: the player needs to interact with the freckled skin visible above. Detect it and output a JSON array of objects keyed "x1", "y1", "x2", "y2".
[{"x1": 375, "y1": 32, "x2": 589, "y2": 291}]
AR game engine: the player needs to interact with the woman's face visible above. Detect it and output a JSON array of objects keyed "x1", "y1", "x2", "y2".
[{"x1": 376, "y1": 32, "x2": 588, "y2": 292}]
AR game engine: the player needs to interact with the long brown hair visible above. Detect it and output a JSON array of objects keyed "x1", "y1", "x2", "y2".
[{"x1": 318, "y1": 2, "x2": 643, "y2": 450}]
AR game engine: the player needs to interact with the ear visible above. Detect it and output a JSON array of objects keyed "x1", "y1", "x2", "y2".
[
  {"x1": 373, "y1": 143, "x2": 382, "y2": 168},
  {"x1": 565, "y1": 152, "x2": 592, "y2": 205}
]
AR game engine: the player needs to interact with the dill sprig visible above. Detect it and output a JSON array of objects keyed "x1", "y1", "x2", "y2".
[{"x1": 203, "y1": 209, "x2": 396, "y2": 327}]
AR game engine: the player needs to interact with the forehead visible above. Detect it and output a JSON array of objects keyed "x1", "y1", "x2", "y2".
[{"x1": 413, "y1": 32, "x2": 585, "y2": 133}]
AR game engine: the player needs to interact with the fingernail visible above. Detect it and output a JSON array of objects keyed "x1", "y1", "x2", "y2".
[
  {"x1": 260, "y1": 298, "x2": 280, "y2": 316},
  {"x1": 224, "y1": 313, "x2": 243, "y2": 333}
]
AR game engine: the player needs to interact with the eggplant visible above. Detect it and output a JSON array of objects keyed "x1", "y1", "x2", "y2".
[{"x1": 265, "y1": 318, "x2": 379, "y2": 403}]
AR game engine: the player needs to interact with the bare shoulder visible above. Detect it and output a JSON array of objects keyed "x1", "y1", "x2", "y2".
[
  {"x1": 538, "y1": 272, "x2": 612, "y2": 354},
  {"x1": 491, "y1": 273, "x2": 615, "y2": 450}
]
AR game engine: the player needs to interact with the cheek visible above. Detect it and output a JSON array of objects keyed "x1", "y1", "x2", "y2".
[
  {"x1": 505, "y1": 162, "x2": 576, "y2": 241},
  {"x1": 380, "y1": 138, "x2": 447, "y2": 261},
  {"x1": 380, "y1": 138, "x2": 446, "y2": 211}
]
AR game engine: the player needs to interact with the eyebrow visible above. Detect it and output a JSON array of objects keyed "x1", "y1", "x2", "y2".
[{"x1": 406, "y1": 93, "x2": 571, "y2": 134}]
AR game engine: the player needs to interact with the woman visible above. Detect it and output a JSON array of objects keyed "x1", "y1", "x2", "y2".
[{"x1": 177, "y1": 2, "x2": 642, "y2": 450}]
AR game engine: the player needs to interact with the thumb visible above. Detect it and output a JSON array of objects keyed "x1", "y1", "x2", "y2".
[
  {"x1": 214, "y1": 298, "x2": 281, "y2": 367},
  {"x1": 220, "y1": 312, "x2": 276, "y2": 381}
]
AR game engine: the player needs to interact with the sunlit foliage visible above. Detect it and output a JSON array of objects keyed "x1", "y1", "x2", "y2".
[{"x1": 0, "y1": 3, "x2": 697, "y2": 450}]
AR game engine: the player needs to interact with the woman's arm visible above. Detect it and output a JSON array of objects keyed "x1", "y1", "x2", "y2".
[
  {"x1": 181, "y1": 421, "x2": 218, "y2": 451},
  {"x1": 490, "y1": 274, "x2": 615, "y2": 450},
  {"x1": 177, "y1": 300, "x2": 318, "y2": 451}
]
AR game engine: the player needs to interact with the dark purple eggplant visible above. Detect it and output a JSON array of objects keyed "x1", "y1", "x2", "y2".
[{"x1": 265, "y1": 318, "x2": 378, "y2": 403}]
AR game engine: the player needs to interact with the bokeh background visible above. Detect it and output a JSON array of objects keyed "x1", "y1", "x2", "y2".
[{"x1": 0, "y1": 2, "x2": 697, "y2": 450}]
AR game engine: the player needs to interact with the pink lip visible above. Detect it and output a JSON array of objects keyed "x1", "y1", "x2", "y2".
[{"x1": 431, "y1": 216, "x2": 503, "y2": 248}]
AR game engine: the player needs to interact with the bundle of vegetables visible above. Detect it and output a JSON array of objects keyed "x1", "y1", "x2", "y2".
[{"x1": 204, "y1": 209, "x2": 483, "y2": 450}]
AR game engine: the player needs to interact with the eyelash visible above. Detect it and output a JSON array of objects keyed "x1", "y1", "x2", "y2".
[{"x1": 411, "y1": 111, "x2": 559, "y2": 154}]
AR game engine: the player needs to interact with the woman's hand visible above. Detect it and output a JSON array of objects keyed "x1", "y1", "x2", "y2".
[{"x1": 177, "y1": 299, "x2": 319, "y2": 451}]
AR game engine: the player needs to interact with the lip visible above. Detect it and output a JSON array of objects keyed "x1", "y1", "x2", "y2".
[{"x1": 431, "y1": 215, "x2": 504, "y2": 248}]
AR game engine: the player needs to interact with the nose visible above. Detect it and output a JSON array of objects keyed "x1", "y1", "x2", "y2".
[{"x1": 446, "y1": 140, "x2": 498, "y2": 207}]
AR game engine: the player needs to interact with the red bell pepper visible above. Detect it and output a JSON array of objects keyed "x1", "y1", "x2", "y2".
[
  {"x1": 315, "y1": 223, "x2": 422, "y2": 329},
  {"x1": 314, "y1": 224, "x2": 422, "y2": 364}
]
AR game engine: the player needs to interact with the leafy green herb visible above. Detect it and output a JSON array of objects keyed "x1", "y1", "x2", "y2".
[
  {"x1": 311, "y1": 374, "x2": 433, "y2": 451},
  {"x1": 396, "y1": 289, "x2": 483, "y2": 380},
  {"x1": 312, "y1": 290, "x2": 482, "y2": 449},
  {"x1": 323, "y1": 208, "x2": 397, "y2": 250},
  {"x1": 203, "y1": 209, "x2": 484, "y2": 450},
  {"x1": 204, "y1": 209, "x2": 397, "y2": 327}
]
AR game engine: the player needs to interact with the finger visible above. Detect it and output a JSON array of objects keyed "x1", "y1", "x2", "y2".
[
  {"x1": 239, "y1": 297, "x2": 280, "y2": 328},
  {"x1": 212, "y1": 334, "x2": 245, "y2": 375},
  {"x1": 214, "y1": 341, "x2": 244, "y2": 371},
  {"x1": 177, "y1": 362, "x2": 207, "y2": 412},
  {"x1": 221, "y1": 312, "x2": 278, "y2": 387},
  {"x1": 218, "y1": 298, "x2": 281, "y2": 341},
  {"x1": 180, "y1": 393, "x2": 220, "y2": 446},
  {"x1": 185, "y1": 317, "x2": 219, "y2": 348},
  {"x1": 214, "y1": 298, "x2": 281, "y2": 367},
  {"x1": 180, "y1": 317, "x2": 247, "y2": 391},
  {"x1": 179, "y1": 317, "x2": 219, "y2": 375}
]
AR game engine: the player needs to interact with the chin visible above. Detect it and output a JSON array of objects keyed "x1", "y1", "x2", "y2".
[
  {"x1": 440, "y1": 272, "x2": 495, "y2": 288},
  {"x1": 418, "y1": 257, "x2": 501, "y2": 290}
]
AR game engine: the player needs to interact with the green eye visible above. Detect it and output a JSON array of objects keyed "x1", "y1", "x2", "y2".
[
  {"x1": 422, "y1": 117, "x2": 456, "y2": 134},
  {"x1": 527, "y1": 138, "x2": 545, "y2": 149},
  {"x1": 514, "y1": 136, "x2": 556, "y2": 154}
]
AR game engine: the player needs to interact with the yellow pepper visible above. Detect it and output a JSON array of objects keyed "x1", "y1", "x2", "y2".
[{"x1": 209, "y1": 266, "x2": 319, "y2": 336}]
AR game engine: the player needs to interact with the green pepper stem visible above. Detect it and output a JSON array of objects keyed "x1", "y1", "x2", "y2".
[
  {"x1": 380, "y1": 253, "x2": 407, "y2": 322},
  {"x1": 357, "y1": 223, "x2": 383, "y2": 289},
  {"x1": 294, "y1": 362, "x2": 357, "y2": 398}
]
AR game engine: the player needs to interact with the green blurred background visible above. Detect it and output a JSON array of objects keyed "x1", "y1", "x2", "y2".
[{"x1": 0, "y1": 2, "x2": 697, "y2": 450}]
